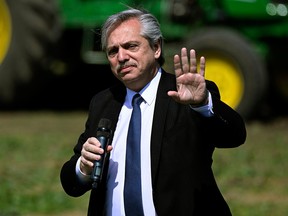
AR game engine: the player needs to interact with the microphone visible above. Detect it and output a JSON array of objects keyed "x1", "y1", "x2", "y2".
[{"x1": 91, "y1": 118, "x2": 112, "y2": 189}]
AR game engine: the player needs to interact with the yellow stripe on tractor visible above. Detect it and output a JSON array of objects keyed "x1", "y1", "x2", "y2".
[{"x1": 0, "y1": 0, "x2": 11, "y2": 64}]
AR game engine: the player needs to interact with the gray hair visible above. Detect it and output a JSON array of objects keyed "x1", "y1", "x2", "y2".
[{"x1": 101, "y1": 8, "x2": 165, "y2": 66}]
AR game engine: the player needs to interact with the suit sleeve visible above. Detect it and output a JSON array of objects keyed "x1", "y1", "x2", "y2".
[
  {"x1": 204, "y1": 80, "x2": 247, "y2": 148},
  {"x1": 60, "y1": 96, "x2": 98, "y2": 197},
  {"x1": 60, "y1": 85, "x2": 124, "y2": 197},
  {"x1": 60, "y1": 127, "x2": 93, "y2": 197}
]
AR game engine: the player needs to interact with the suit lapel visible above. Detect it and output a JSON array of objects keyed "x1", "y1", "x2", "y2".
[
  {"x1": 103, "y1": 85, "x2": 126, "y2": 137},
  {"x1": 150, "y1": 71, "x2": 176, "y2": 187}
]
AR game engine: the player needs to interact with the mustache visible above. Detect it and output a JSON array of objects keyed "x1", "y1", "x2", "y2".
[{"x1": 116, "y1": 62, "x2": 137, "y2": 71}]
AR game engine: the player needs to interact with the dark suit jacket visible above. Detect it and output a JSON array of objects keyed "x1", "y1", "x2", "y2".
[{"x1": 60, "y1": 71, "x2": 246, "y2": 216}]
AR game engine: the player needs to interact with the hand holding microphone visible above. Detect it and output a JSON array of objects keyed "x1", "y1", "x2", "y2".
[{"x1": 80, "y1": 119, "x2": 112, "y2": 188}]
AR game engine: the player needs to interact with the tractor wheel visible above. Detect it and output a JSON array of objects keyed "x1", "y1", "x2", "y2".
[
  {"x1": 0, "y1": 0, "x2": 61, "y2": 104},
  {"x1": 182, "y1": 27, "x2": 268, "y2": 119}
]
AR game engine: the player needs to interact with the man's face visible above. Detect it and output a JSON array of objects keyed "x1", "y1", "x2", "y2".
[{"x1": 106, "y1": 18, "x2": 161, "y2": 92}]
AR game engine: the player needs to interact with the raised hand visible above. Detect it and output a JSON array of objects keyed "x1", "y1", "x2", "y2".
[{"x1": 167, "y1": 48, "x2": 208, "y2": 106}]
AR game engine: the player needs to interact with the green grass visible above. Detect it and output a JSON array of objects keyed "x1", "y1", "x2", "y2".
[
  {"x1": 0, "y1": 112, "x2": 287, "y2": 216},
  {"x1": 0, "y1": 112, "x2": 89, "y2": 216},
  {"x1": 213, "y1": 119, "x2": 288, "y2": 216}
]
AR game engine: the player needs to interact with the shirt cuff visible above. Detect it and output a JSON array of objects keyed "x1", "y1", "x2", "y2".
[
  {"x1": 75, "y1": 157, "x2": 91, "y2": 184},
  {"x1": 190, "y1": 91, "x2": 214, "y2": 117}
]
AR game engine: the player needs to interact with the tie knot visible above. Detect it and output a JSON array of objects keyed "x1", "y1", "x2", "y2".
[{"x1": 132, "y1": 94, "x2": 143, "y2": 107}]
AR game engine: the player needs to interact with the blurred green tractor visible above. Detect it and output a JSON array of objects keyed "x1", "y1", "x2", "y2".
[{"x1": 1, "y1": 0, "x2": 288, "y2": 118}]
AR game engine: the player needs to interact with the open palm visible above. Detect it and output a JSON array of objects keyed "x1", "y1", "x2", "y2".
[{"x1": 168, "y1": 48, "x2": 208, "y2": 106}]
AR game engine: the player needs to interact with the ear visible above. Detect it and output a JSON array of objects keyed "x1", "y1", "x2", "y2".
[{"x1": 154, "y1": 40, "x2": 161, "y2": 59}]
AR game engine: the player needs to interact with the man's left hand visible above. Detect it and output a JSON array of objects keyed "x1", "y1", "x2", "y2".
[{"x1": 167, "y1": 48, "x2": 208, "y2": 106}]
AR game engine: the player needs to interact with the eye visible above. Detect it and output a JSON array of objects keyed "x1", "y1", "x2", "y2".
[
  {"x1": 128, "y1": 44, "x2": 138, "y2": 50},
  {"x1": 107, "y1": 47, "x2": 118, "y2": 57},
  {"x1": 124, "y1": 42, "x2": 139, "y2": 51}
]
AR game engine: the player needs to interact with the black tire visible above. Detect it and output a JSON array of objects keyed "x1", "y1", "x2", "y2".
[
  {"x1": 0, "y1": 0, "x2": 61, "y2": 104},
  {"x1": 182, "y1": 27, "x2": 268, "y2": 119}
]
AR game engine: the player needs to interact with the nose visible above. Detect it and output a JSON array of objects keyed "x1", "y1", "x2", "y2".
[{"x1": 117, "y1": 47, "x2": 129, "y2": 62}]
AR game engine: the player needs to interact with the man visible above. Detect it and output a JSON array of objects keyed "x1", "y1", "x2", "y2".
[{"x1": 60, "y1": 8, "x2": 246, "y2": 216}]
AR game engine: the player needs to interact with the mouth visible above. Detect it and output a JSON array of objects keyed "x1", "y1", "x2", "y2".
[{"x1": 117, "y1": 64, "x2": 135, "y2": 74}]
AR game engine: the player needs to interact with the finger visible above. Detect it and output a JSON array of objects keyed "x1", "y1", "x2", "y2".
[
  {"x1": 174, "y1": 54, "x2": 182, "y2": 77},
  {"x1": 107, "y1": 145, "x2": 113, "y2": 152},
  {"x1": 81, "y1": 155, "x2": 96, "y2": 167},
  {"x1": 84, "y1": 140, "x2": 104, "y2": 155},
  {"x1": 80, "y1": 156, "x2": 94, "y2": 175},
  {"x1": 199, "y1": 56, "x2": 206, "y2": 77},
  {"x1": 87, "y1": 137, "x2": 101, "y2": 146},
  {"x1": 167, "y1": 90, "x2": 180, "y2": 102},
  {"x1": 82, "y1": 144, "x2": 98, "y2": 159},
  {"x1": 189, "y1": 49, "x2": 197, "y2": 73},
  {"x1": 181, "y1": 47, "x2": 189, "y2": 73}
]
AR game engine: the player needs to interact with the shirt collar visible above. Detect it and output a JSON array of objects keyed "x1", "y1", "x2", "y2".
[{"x1": 126, "y1": 68, "x2": 162, "y2": 107}]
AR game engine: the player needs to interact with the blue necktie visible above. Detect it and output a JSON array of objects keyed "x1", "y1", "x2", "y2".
[{"x1": 124, "y1": 94, "x2": 144, "y2": 216}]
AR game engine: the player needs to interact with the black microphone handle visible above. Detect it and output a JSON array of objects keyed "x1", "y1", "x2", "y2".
[
  {"x1": 90, "y1": 118, "x2": 112, "y2": 189},
  {"x1": 91, "y1": 135, "x2": 108, "y2": 188}
]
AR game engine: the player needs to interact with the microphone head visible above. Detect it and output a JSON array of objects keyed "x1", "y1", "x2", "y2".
[
  {"x1": 98, "y1": 118, "x2": 112, "y2": 129},
  {"x1": 97, "y1": 118, "x2": 112, "y2": 137}
]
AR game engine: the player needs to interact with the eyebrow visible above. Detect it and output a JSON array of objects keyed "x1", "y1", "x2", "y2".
[{"x1": 107, "y1": 40, "x2": 141, "y2": 50}]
